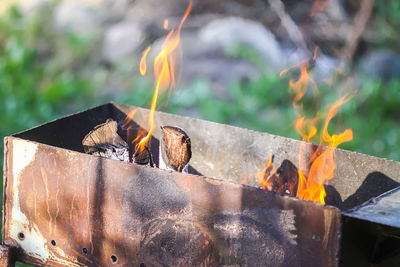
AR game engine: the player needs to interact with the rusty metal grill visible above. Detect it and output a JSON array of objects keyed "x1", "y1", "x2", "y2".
[{"x1": 2, "y1": 102, "x2": 400, "y2": 266}]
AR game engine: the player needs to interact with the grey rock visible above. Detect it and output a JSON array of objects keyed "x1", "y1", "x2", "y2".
[
  {"x1": 361, "y1": 50, "x2": 400, "y2": 82},
  {"x1": 145, "y1": 30, "x2": 260, "y2": 99},
  {"x1": 198, "y1": 17, "x2": 283, "y2": 71},
  {"x1": 154, "y1": 32, "x2": 259, "y2": 83},
  {"x1": 103, "y1": 21, "x2": 144, "y2": 63},
  {"x1": 109, "y1": 0, "x2": 131, "y2": 17},
  {"x1": 281, "y1": 48, "x2": 309, "y2": 67},
  {"x1": 314, "y1": 54, "x2": 340, "y2": 81},
  {"x1": 182, "y1": 57, "x2": 259, "y2": 85},
  {"x1": 54, "y1": 1, "x2": 101, "y2": 36},
  {"x1": 281, "y1": 48, "x2": 340, "y2": 81}
]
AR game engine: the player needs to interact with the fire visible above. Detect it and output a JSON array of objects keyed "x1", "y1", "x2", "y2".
[
  {"x1": 289, "y1": 57, "x2": 354, "y2": 204},
  {"x1": 140, "y1": 46, "x2": 151, "y2": 76},
  {"x1": 256, "y1": 155, "x2": 273, "y2": 190},
  {"x1": 123, "y1": 108, "x2": 137, "y2": 128},
  {"x1": 258, "y1": 50, "x2": 354, "y2": 204},
  {"x1": 130, "y1": 0, "x2": 192, "y2": 154},
  {"x1": 296, "y1": 94, "x2": 354, "y2": 204}
]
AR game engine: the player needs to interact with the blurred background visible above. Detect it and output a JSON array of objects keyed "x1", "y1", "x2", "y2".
[{"x1": 0, "y1": 1, "x2": 400, "y2": 264}]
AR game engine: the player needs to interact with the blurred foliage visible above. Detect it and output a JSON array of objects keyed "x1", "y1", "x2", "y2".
[
  {"x1": 169, "y1": 73, "x2": 400, "y2": 161},
  {"x1": 0, "y1": 6, "x2": 100, "y2": 267},
  {"x1": 373, "y1": 0, "x2": 400, "y2": 50},
  {"x1": 0, "y1": 4, "x2": 103, "y2": 169},
  {"x1": 168, "y1": 43, "x2": 400, "y2": 161}
]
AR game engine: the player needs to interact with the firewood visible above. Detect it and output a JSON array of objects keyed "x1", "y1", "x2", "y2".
[
  {"x1": 82, "y1": 119, "x2": 129, "y2": 162},
  {"x1": 266, "y1": 160, "x2": 298, "y2": 197},
  {"x1": 133, "y1": 143, "x2": 154, "y2": 167},
  {"x1": 159, "y1": 126, "x2": 191, "y2": 172}
]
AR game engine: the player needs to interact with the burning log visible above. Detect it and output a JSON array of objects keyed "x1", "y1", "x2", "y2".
[
  {"x1": 266, "y1": 160, "x2": 299, "y2": 197},
  {"x1": 82, "y1": 119, "x2": 129, "y2": 162},
  {"x1": 159, "y1": 126, "x2": 192, "y2": 172},
  {"x1": 133, "y1": 144, "x2": 154, "y2": 167},
  {"x1": 257, "y1": 157, "x2": 298, "y2": 197},
  {"x1": 83, "y1": 120, "x2": 192, "y2": 171}
]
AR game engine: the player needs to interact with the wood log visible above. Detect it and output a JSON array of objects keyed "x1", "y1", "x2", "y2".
[
  {"x1": 82, "y1": 119, "x2": 129, "y2": 162},
  {"x1": 159, "y1": 126, "x2": 191, "y2": 172},
  {"x1": 266, "y1": 159, "x2": 299, "y2": 196},
  {"x1": 133, "y1": 143, "x2": 154, "y2": 166}
]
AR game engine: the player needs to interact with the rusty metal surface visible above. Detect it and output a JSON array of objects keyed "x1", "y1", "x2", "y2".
[
  {"x1": 344, "y1": 186, "x2": 400, "y2": 228},
  {"x1": 3, "y1": 137, "x2": 341, "y2": 266},
  {"x1": 0, "y1": 244, "x2": 16, "y2": 267},
  {"x1": 13, "y1": 103, "x2": 400, "y2": 211},
  {"x1": 6, "y1": 102, "x2": 400, "y2": 266},
  {"x1": 113, "y1": 103, "x2": 400, "y2": 211}
]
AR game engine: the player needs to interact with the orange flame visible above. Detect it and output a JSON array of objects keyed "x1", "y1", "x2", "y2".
[
  {"x1": 256, "y1": 155, "x2": 273, "y2": 190},
  {"x1": 136, "y1": 0, "x2": 192, "y2": 153},
  {"x1": 289, "y1": 65, "x2": 317, "y2": 109},
  {"x1": 163, "y1": 19, "x2": 169, "y2": 30},
  {"x1": 258, "y1": 51, "x2": 354, "y2": 204},
  {"x1": 296, "y1": 94, "x2": 353, "y2": 204},
  {"x1": 288, "y1": 58, "x2": 354, "y2": 204},
  {"x1": 295, "y1": 116, "x2": 319, "y2": 142},
  {"x1": 140, "y1": 46, "x2": 151, "y2": 76},
  {"x1": 123, "y1": 108, "x2": 137, "y2": 128}
]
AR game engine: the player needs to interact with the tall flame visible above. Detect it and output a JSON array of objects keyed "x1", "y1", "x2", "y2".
[
  {"x1": 296, "y1": 94, "x2": 354, "y2": 204},
  {"x1": 136, "y1": 0, "x2": 192, "y2": 153},
  {"x1": 286, "y1": 57, "x2": 354, "y2": 204},
  {"x1": 258, "y1": 49, "x2": 354, "y2": 204}
]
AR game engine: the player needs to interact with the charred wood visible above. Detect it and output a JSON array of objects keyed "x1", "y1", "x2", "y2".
[
  {"x1": 82, "y1": 119, "x2": 130, "y2": 162},
  {"x1": 266, "y1": 159, "x2": 299, "y2": 197},
  {"x1": 133, "y1": 144, "x2": 154, "y2": 167}
]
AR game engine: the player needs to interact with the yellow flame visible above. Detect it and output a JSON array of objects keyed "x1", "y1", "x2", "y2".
[
  {"x1": 136, "y1": 0, "x2": 192, "y2": 153},
  {"x1": 295, "y1": 116, "x2": 319, "y2": 142},
  {"x1": 140, "y1": 46, "x2": 151, "y2": 76}
]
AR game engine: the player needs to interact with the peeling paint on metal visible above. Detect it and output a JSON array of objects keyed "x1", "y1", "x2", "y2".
[{"x1": 10, "y1": 139, "x2": 49, "y2": 260}]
